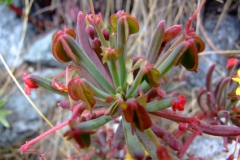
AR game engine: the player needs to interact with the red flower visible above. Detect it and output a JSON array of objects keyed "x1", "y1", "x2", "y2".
[
  {"x1": 172, "y1": 95, "x2": 187, "y2": 111},
  {"x1": 226, "y1": 58, "x2": 239, "y2": 69},
  {"x1": 22, "y1": 71, "x2": 39, "y2": 95},
  {"x1": 120, "y1": 97, "x2": 152, "y2": 132}
]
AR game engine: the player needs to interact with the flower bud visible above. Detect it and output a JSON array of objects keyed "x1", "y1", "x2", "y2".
[
  {"x1": 85, "y1": 25, "x2": 95, "y2": 40},
  {"x1": 52, "y1": 28, "x2": 77, "y2": 63},
  {"x1": 91, "y1": 38, "x2": 102, "y2": 56},
  {"x1": 102, "y1": 28, "x2": 110, "y2": 41},
  {"x1": 172, "y1": 95, "x2": 187, "y2": 111},
  {"x1": 23, "y1": 71, "x2": 39, "y2": 95}
]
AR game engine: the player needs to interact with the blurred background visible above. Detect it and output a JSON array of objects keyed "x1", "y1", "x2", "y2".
[{"x1": 0, "y1": 0, "x2": 240, "y2": 159}]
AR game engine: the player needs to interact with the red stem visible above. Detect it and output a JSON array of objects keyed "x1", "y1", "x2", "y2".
[
  {"x1": 178, "y1": 133, "x2": 197, "y2": 159},
  {"x1": 19, "y1": 120, "x2": 70, "y2": 153}
]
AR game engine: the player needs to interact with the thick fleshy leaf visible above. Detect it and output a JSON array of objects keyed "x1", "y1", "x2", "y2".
[
  {"x1": 198, "y1": 121, "x2": 240, "y2": 136},
  {"x1": 77, "y1": 12, "x2": 113, "y2": 87},
  {"x1": 112, "y1": 122, "x2": 125, "y2": 150},
  {"x1": 163, "y1": 25, "x2": 182, "y2": 43},
  {"x1": 24, "y1": 74, "x2": 67, "y2": 96},
  {"x1": 125, "y1": 55, "x2": 133, "y2": 70},
  {"x1": 61, "y1": 34, "x2": 115, "y2": 94},
  {"x1": 75, "y1": 115, "x2": 112, "y2": 130},
  {"x1": 134, "y1": 128, "x2": 158, "y2": 160},
  {"x1": 118, "y1": 16, "x2": 129, "y2": 43},
  {"x1": 126, "y1": 72, "x2": 134, "y2": 85},
  {"x1": 151, "y1": 125, "x2": 181, "y2": 151},
  {"x1": 146, "y1": 97, "x2": 175, "y2": 112},
  {"x1": 146, "y1": 20, "x2": 165, "y2": 63},
  {"x1": 122, "y1": 116, "x2": 145, "y2": 160}
]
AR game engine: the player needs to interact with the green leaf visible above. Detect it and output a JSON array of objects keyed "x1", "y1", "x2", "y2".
[
  {"x1": 109, "y1": 14, "x2": 118, "y2": 34},
  {"x1": 146, "y1": 20, "x2": 165, "y2": 63},
  {"x1": 126, "y1": 72, "x2": 133, "y2": 85},
  {"x1": 63, "y1": 35, "x2": 115, "y2": 94},
  {"x1": 0, "y1": 100, "x2": 7, "y2": 108},
  {"x1": 135, "y1": 128, "x2": 158, "y2": 160},
  {"x1": 146, "y1": 97, "x2": 175, "y2": 112},
  {"x1": 180, "y1": 46, "x2": 198, "y2": 71},
  {"x1": 0, "y1": 116, "x2": 10, "y2": 128},
  {"x1": 122, "y1": 115, "x2": 145, "y2": 159},
  {"x1": 0, "y1": 109, "x2": 12, "y2": 115},
  {"x1": 125, "y1": 55, "x2": 133, "y2": 70},
  {"x1": 29, "y1": 75, "x2": 68, "y2": 96},
  {"x1": 126, "y1": 15, "x2": 139, "y2": 35},
  {"x1": 75, "y1": 115, "x2": 112, "y2": 130}
]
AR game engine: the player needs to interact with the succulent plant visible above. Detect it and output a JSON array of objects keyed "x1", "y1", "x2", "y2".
[{"x1": 19, "y1": 0, "x2": 240, "y2": 159}]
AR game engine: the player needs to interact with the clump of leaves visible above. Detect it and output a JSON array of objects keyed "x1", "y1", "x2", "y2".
[{"x1": 19, "y1": 0, "x2": 240, "y2": 159}]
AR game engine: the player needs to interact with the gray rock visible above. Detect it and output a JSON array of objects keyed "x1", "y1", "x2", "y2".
[
  {"x1": 186, "y1": 14, "x2": 239, "y2": 89},
  {"x1": 186, "y1": 135, "x2": 235, "y2": 160},
  {"x1": 0, "y1": 68, "x2": 65, "y2": 146},
  {"x1": 24, "y1": 29, "x2": 68, "y2": 68},
  {"x1": 0, "y1": 3, "x2": 36, "y2": 68}
]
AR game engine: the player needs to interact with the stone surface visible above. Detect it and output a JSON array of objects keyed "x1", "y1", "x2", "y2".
[
  {"x1": 186, "y1": 135, "x2": 236, "y2": 160},
  {"x1": 0, "y1": 68, "x2": 65, "y2": 146},
  {"x1": 0, "y1": 3, "x2": 36, "y2": 68},
  {"x1": 24, "y1": 29, "x2": 68, "y2": 68},
  {"x1": 186, "y1": 14, "x2": 240, "y2": 89}
]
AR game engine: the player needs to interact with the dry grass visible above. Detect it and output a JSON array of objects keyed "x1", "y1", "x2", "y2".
[{"x1": 0, "y1": 0, "x2": 239, "y2": 159}]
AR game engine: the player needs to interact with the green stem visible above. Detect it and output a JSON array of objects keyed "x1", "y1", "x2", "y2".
[
  {"x1": 109, "y1": 59, "x2": 120, "y2": 88},
  {"x1": 117, "y1": 18, "x2": 127, "y2": 86},
  {"x1": 95, "y1": 24, "x2": 109, "y2": 47}
]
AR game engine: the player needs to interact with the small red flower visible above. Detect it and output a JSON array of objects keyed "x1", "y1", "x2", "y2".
[
  {"x1": 22, "y1": 71, "x2": 39, "y2": 95},
  {"x1": 172, "y1": 95, "x2": 187, "y2": 111},
  {"x1": 86, "y1": 13, "x2": 102, "y2": 26},
  {"x1": 226, "y1": 58, "x2": 239, "y2": 69}
]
